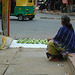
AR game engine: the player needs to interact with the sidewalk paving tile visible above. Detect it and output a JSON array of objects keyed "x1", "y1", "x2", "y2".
[
  {"x1": 0, "y1": 48, "x2": 19, "y2": 64},
  {"x1": 4, "y1": 48, "x2": 71, "y2": 75},
  {"x1": 0, "y1": 65, "x2": 8, "y2": 75}
]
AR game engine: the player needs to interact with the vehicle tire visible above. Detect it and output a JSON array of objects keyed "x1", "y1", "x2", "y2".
[
  {"x1": 29, "y1": 17, "x2": 33, "y2": 20},
  {"x1": 18, "y1": 15, "x2": 24, "y2": 21}
]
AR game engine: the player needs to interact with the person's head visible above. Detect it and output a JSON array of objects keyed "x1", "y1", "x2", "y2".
[{"x1": 61, "y1": 15, "x2": 74, "y2": 31}]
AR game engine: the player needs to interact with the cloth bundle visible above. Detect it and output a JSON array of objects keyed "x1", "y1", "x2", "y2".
[{"x1": 0, "y1": 35, "x2": 13, "y2": 49}]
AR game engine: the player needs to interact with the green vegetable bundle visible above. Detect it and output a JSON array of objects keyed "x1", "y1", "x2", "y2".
[{"x1": 16, "y1": 38, "x2": 48, "y2": 45}]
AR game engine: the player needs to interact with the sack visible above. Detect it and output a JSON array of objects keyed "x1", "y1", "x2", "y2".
[{"x1": 0, "y1": 35, "x2": 13, "y2": 49}]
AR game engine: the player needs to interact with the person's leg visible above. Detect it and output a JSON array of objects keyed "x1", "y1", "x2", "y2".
[
  {"x1": 48, "y1": 41, "x2": 58, "y2": 55},
  {"x1": 46, "y1": 41, "x2": 59, "y2": 61}
]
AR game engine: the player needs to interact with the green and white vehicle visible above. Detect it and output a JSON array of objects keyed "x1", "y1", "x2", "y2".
[{"x1": 0, "y1": 0, "x2": 35, "y2": 21}]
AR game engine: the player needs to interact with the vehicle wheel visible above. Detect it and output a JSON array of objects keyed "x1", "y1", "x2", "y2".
[
  {"x1": 18, "y1": 15, "x2": 24, "y2": 21},
  {"x1": 29, "y1": 17, "x2": 33, "y2": 20}
]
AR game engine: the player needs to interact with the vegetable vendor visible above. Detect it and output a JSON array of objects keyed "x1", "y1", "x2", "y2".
[{"x1": 46, "y1": 15, "x2": 75, "y2": 61}]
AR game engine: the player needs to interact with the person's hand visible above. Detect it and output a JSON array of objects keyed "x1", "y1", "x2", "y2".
[{"x1": 47, "y1": 38, "x2": 52, "y2": 42}]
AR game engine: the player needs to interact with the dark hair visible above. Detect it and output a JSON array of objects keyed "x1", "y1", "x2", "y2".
[{"x1": 61, "y1": 15, "x2": 74, "y2": 31}]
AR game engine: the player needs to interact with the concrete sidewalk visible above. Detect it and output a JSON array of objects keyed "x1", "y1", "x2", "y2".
[
  {"x1": 40, "y1": 10, "x2": 75, "y2": 16},
  {"x1": 0, "y1": 48, "x2": 72, "y2": 75}
]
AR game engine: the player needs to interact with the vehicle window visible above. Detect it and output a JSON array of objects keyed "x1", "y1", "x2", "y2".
[{"x1": 29, "y1": 0, "x2": 32, "y2": 3}]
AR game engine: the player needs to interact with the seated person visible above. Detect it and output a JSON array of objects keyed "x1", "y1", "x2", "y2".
[{"x1": 46, "y1": 15, "x2": 75, "y2": 61}]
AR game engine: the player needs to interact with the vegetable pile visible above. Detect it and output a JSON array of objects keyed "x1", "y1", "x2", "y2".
[{"x1": 16, "y1": 38, "x2": 48, "y2": 45}]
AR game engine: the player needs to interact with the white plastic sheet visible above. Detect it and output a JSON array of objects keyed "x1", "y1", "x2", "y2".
[{"x1": 10, "y1": 40, "x2": 47, "y2": 48}]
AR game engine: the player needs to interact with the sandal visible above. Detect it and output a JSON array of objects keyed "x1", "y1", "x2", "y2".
[{"x1": 49, "y1": 56, "x2": 59, "y2": 61}]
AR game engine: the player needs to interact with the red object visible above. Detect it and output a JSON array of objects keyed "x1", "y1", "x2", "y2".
[
  {"x1": 8, "y1": 0, "x2": 11, "y2": 36},
  {"x1": 34, "y1": 9, "x2": 36, "y2": 12}
]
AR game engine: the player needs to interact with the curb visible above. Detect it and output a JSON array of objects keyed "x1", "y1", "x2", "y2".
[
  {"x1": 40, "y1": 17, "x2": 75, "y2": 21},
  {"x1": 39, "y1": 10, "x2": 75, "y2": 16},
  {"x1": 38, "y1": 11, "x2": 75, "y2": 21},
  {"x1": 67, "y1": 54, "x2": 75, "y2": 75}
]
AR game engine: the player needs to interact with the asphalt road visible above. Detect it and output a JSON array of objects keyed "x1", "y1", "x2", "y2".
[{"x1": 0, "y1": 12, "x2": 75, "y2": 39}]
